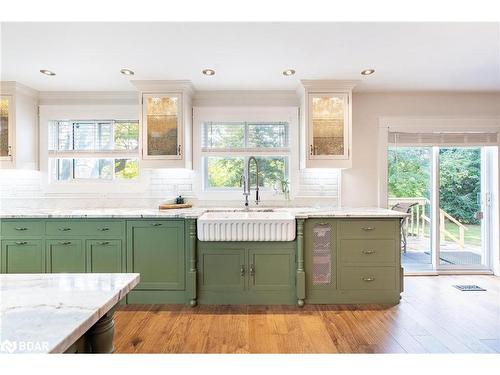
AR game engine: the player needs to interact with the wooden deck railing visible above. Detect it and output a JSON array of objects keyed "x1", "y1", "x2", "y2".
[{"x1": 388, "y1": 197, "x2": 468, "y2": 249}]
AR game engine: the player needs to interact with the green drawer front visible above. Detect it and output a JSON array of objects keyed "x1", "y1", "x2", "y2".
[
  {"x1": 340, "y1": 266, "x2": 396, "y2": 290},
  {"x1": 46, "y1": 221, "x2": 123, "y2": 237},
  {"x1": 339, "y1": 220, "x2": 397, "y2": 239},
  {"x1": 1, "y1": 221, "x2": 44, "y2": 237},
  {"x1": 340, "y1": 239, "x2": 397, "y2": 264}
]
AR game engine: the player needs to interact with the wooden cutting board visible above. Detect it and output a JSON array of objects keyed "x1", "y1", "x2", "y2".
[{"x1": 159, "y1": 203, "x2": 193, "y2": 210}]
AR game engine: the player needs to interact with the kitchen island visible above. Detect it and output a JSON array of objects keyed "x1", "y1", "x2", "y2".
[
  {"x1": 0, "y1": 207, "x2": 407, "y2": 306},
  {"x1": 0, "y1": 273, "x2": 139, "y2": 353}
]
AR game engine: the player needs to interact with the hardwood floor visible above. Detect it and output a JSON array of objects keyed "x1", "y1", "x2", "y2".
[{"x1": 113, "y1": 275, "x2": 500, "y2": 353}]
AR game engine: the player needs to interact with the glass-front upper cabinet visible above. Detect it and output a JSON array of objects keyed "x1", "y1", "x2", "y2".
[
  {"x1": 0, "y1": 96, "x2": 11, "y2": 159},
  {"x1": 308, "y1": 93, "x2": 349, "y2": 159},
  {"x1": 142, "y1": 93, "x2": 182, "y2": 159}
]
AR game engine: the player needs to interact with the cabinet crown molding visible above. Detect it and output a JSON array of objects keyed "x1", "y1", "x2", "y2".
[
  {"x1": 299, "y1": 79, "x2": 359, "y2": 93},
  {"x1": 131, "y1": 80, "x2": 194, "y2": 95},
  {"x1": 0, "y1": 81, "x2": 39, "y2": 98}
]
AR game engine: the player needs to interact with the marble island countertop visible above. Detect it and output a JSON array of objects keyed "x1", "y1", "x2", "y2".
[
  {"x1": 0, "y1": 206, "x2": 408, "y2": 219},
  {"x1": 0, "y1": 273, "x2": 139, "y2": 354}
]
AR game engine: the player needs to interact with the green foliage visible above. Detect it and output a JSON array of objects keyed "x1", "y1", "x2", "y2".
[
  {"x1": 388, "y1": 147, "x2": 481, "y2": 224},
  {"x1": 115, "y1": 159, "x2": 139, "y2": 180}
]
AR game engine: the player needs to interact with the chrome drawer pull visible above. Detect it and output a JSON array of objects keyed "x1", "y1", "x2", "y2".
[
  {"x1": 14, "y1": 227, "x2": 28, "y2": 231},
  {"x1": 151, "y1": 223, "x2": 162, "y2": 227},
  {"x1": 98, "y1": 227, "x2": 110, "y2": 231},
  {"x1": 99, "y1": 241, "x2": 110, "y2": 245},
  {"x1": 240, "y1": 265, "x2": 245, "y2": 277},
  {"x1": 58, "y1": 241, "x2": 72, "y2": 245},
  {"x1": 15, "y1": 241, "x2": 28, "y2": 245},
  {"x1": 361, "y1": 227, "x2": 375, "y2": 231},
  {"x1": 58, "y1": 227, "x2": 72, "y2": 231},
  {"x1": 362, "y1": 277, "x2": 376, "y2": 282},
  {"x1": 250, "y1": 264, "x2": 255, "y2": 277},
  {"x1": 361, "y1": 250, "x2": 376, "y2": 255}
]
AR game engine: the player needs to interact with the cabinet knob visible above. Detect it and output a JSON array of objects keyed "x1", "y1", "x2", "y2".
[
  {"x1": 15, "y1": 241, "x2": 28, "y2": 245},
  {"x1": 362, "y1": 277, "x2": 376, "y2": 282},
  {"x1": 14, "y1": 227, "x2": 28, "y2": 231},
  {"x1": 361, "y1": 250, "x2": 376, "y2": 255},
  {"x1": 240, "y1": 265, "x2": 245, "y2": 277}
]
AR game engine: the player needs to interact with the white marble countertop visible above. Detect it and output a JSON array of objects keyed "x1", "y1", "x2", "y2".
[
  {"x1": 0, "y1": 206, "x2": 408, "y2": 219},
  {"x1": 0, "y1": 273, "x2": 139, "y2": 354}
]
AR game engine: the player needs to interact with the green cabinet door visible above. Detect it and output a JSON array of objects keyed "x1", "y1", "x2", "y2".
[
  {"x1": 47, "y1": 239, "x2": 86, "y2": 273},
  {"x1": 199, "y1": 247, "x2": 246, "y2": 292},
  {"x1": 87, "y1": 240, "x2": 123, "y2": 273},
  {"x1": 1, "y1": 240, "x2": 44, "y2": 273},
  {"x1": 248, "y1": 248, "x2": 294, "y2": 292},
  {"x1": 127, "y1": 220, "x2": 185, "y2": 290}
]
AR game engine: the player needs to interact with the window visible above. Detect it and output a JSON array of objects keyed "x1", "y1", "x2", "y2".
[
  {"x1": 201, "y1": 121, "x2": 290, "y2": 190},
  {"x1": 48, "y1": 120, "x2": 139, "y2": 182}
]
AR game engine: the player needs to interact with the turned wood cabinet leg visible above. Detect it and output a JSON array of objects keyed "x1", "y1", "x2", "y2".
[
  {"x1": 87, "y1": 308, "x2": 116, "y2": 353},
  {"x1": 296, "y1": 219, "x2": 306, "y2": 307},
  {"x1": 187, "y1": 219, "x2": 198, "y2": 307}
]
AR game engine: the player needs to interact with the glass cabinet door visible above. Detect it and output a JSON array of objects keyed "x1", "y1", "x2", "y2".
[
  {"x1": 0, "y1": 96, "x2": 11, "y2": 159},
  {"x1": 143, "y1": 94, "x2": 181, "y2": 158},
  {"x1": 308, "y1": 93, "x2": 348, "y2": 159}
]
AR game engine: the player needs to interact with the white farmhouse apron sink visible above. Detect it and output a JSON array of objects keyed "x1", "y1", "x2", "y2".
[{"x1": 197, "y1": 211, "x2": 296, "y2": 241}]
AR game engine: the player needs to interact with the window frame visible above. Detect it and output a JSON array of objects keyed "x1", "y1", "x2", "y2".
[{"x1": 193, "y1": 106, "x2": 299, "y2": 200}]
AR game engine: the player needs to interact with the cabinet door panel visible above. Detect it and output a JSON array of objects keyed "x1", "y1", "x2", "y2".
[
  {"x1": 305, "y1": 220, "x2": 337, "y2": 291},
  {"x1": 199, "y1": 248, "x2": 245, "y2": 292},
  {"x1": 87, "y1": 240, "x2": 123, "y2": 273},
  {"x1": 1, "y1": 240, "x2": 44, "y2": 273},
  {"x1": 0, "y1": 96, "x2": 11, "y2": 159},
  {"x1": 127, "y1": 221, "x2": 185, "y2": 290},
  {"x1": 47, "y1": 240, "x2": 85, "y2": 273},
  {"x1": 248, "y1": 249, "x2": 294, "y2": 292}
]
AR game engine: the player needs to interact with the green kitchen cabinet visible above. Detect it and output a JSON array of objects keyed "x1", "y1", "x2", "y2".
[
  {"x1": 46, "y1": 239, "x2": 86, "y2": 273},
  {"x1": 248, "y1": 249, "x2": 294, "y2": 292},
  {"x1": 127, "y1": 220, "x2": 185, "y2": 290},
  {"x1": 199, "y1": 248, "x2": 246, "y2": 292},
  {"x1": 87, "y1": 240, "x2": 124, "y2": 273},
  {"x1": 1, "y1": 240, "x2": 45, "y2": 273}
]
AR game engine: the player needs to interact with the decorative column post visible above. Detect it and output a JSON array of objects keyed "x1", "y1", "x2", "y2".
[
  {"x1": 296, "y1": 218, "x2": 306, "y2": 307},
  {"x1": 86, "y1": 307, "x2": 116, "y2": 353},
  {"x1": 186, "y1": 218, "x2": 197, "y2": 307}
]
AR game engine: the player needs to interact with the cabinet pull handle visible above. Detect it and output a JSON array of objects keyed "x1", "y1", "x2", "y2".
[
  {"x1": 240, "y1": 265, "x2": 245, "y2": 277},
  {"x1": 98, "y1": 227, "x2": 110, "y2": 231},
  {"x1": 15, "y1": 241, "x2": 28, "y2": 245},
  {"x1": 151, "y1": 223, "x2": 162, "y2": 226},
  {"x1": 14, "y1": 227, "x2": 28, "y2": 231},
  {"x1": 58, "y1": 241, "x2": 72, "y2": 245},
  {"x1": 7, "y1": 145, "x2": 12, "y2": 157},
  {"x1": 361, "y1": 227, "x2": 375, "y2": 231},
  {"x1": 361, "y1": 250, "x2": 376, "y2": 255},
  {"x1": 362, "y1": 277, "x2": 376, "y2": 282},
  {"x1": 178, "y1": 145, "x2": 182, "y2": 155},
  {"x1": 310, "y1": 144, "x2": 313, "y2": 155},
  {"x1": 59, "y1": 227, "x2": 72, "y2": 231},
  {"x1": 250, "y1": 264, "x2": 255, "y2": 277},
  {"x1": 99, "y1": 241, "x2": 110, "y2": 245},
  {"x1": 317, "y1": 222, "x2": 329, "y2": 226}
]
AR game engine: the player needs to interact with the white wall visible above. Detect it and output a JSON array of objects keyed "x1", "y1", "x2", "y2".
[{"x1": 343, "y1": 92, "x2": 500, "y2": 206}]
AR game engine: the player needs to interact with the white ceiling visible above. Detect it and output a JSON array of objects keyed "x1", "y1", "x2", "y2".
[{"x1": 1, "y1": 22, "x2": 499, "y2": 92}]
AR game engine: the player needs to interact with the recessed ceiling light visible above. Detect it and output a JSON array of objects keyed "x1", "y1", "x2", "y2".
[
  {"x1": 202, "y1": 69, "x2": 216, "y2": 76},
  {"x1": 120, "y1": 68, "x2": 135, "y2": 76},
  {"x1": 283, "y1": 69, "x2": 296, "y2": 76},
  {"x1": 40, "y1": 69, "x2": 56, "y2": 76},
  {"x1": 361, "y1": 69, "x2": 375, "y2": 76}
]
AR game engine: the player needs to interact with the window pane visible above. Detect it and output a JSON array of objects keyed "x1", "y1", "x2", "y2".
[
  {"x1": 74, "y1": 158, "x2": 113, "y2": 180},
  {"x1": 203, "y1": 122, "x2": 245, "y2": 149},
  {"x1": 0, "y1": 98, "x2": 9, "y2": 156},
  {"x1": 114, "y1": 158, "x2": 139, "y2": 180},
  {"x1": 56, "y1": 121, "x2": 73, "y2": 151},
  {"x1": 51, "y1": 158, "x2": 72, "y2": 181},
  {"x1": 146, "y1": 96, "x2": 178, "y2": 156},
  {"x1": 247, "y1": 122, "x2": 289, "y2": 148},
  {"x1": 73, "y1": 122, "x2": 98, "y2": 151},
  {"x1": 311, "y1": 96, "x2": 345, "y2": 156},
  {"x1": 114, "y1": 122, "x2": 139, "y2": 151},
  {"x1": 249, "y1": 156, "x2": 288, "y2": 189},
  {"x1": 97, "y1": 122, "x2": 113, "y2": 150},
  {"x1": 206, "y1": 156, "x2": 244, "y2": 189}
]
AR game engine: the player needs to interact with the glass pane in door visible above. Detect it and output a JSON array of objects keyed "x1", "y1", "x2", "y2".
[
  {"x1": 0, "y1": 97, "x2": 9, "y2": 157},
  {"x1": 388, "y1": 147, "x2": 433, "y2": 272},
  {"x1": 146, "y1": 96, "x2": 179, "y2": 156},
  {"x1": 438, "y1": 147, "x2": 484, "y2": 267},
  {"x1": 311, "y1": 95, "x2": 345, "y2": 156}
]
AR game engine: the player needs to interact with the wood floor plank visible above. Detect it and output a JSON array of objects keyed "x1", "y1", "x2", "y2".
[{"x1": 113, "y1": 275, "x2": 500, "y2": 354}]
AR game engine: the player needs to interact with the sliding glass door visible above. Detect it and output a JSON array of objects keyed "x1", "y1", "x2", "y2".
[{"x1": 388, "y1": 146, "x2": 492, "y2": 273}]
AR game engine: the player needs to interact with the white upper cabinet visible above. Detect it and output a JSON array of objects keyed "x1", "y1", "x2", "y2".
[
  {"x1": 132, "y1": 81, "x2": 193, "y2": 169},
  {"x1": 299, "y1": 80, "x2": 357, "y2": 169},
  {"x1": 0, "y1": 82, "x2": 39, "y2": 170}
]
